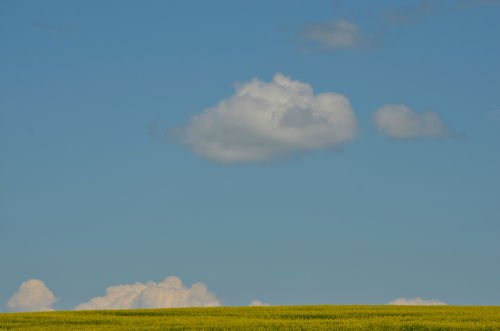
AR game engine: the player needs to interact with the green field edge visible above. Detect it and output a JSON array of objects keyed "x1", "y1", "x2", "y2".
[{"x1": 1, "y1": 305, "x2": 499, "y2": 331}]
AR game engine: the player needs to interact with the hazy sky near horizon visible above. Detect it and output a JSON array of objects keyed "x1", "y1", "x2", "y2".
[{"x1": 1, "y1": 0, "x2": 500, "y2": 311}]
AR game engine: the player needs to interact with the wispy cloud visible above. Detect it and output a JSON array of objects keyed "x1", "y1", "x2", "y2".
[
  {"x1": 6, "y1": 279, "x2": 59, "y2": 312},
  {"x1": 299, "y1": 19, "x2": 361, "y2": 50},
  {"x1": 298, "y1": 19, "x2": 382, "y2": 51},
  {"x1": 170, "y1": 73, "x2": 358, "y2": 163},
  {"x1": 382, "y1": 0, "x2": 444, "y2": 25},
  {"x1": 373, "y1": 104, "x2": 454, "y2": 139}
]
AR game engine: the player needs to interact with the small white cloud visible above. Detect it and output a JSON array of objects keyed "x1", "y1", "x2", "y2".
[
  {"x1": 249, "y1": 300, "x2": 270, "y2": 306},
  {"x1": 387, "y1": 297, "x2": 446, "y2": 305},
  {"x1": 6, "y1": 279, "x2": 59, "y2": 312},
  {"x1": 171, "y1": 73, "x2": 358, "y2": 163},
  {"x1": 373, "y1": 104, "x2": 453, "y2": 139},
  {"x1": 75, "y1": 276, "x2": 220, "y2": 310}
]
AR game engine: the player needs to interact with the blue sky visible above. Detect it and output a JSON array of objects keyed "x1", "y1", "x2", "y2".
[{"x1": 1, "y1": 0, "x2": 499, "y2": 311}]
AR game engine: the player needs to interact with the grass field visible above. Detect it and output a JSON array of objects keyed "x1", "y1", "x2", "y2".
[{"x1": 1, "y1": 305, "x2": 499, "y2": 330}]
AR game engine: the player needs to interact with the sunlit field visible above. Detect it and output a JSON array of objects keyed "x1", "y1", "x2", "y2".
[{"x1": 1, "y1": 305, "x2": 499, "y2": 330}]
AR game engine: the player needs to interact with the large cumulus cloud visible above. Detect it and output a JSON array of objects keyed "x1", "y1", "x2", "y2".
[
  {"x1": 373, "y1": 104, "x2": 453, "y2": 139},
  {"x1": 171, "y1": 73, "x2": 358, "y2": 163},
  {"x1": 6, "y1": 279, "x2": 59, "y2": 312},
  {"x1": 75, "y1": 276, "x2": 220, "y2": 310}
]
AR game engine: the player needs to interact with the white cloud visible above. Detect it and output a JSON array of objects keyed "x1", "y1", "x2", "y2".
[
  {"x1": 74, "y1": 276, "x2": 220, "y2": 310},
  {"x1": 373, "y1": 104, "x2": 453, "y2": 139},
  {"x1": 6, "y1": 279, "x2": 59, "y2": 312},
  {"x1": 171, "y1": 73, "x2": 358, "y2": 163},
  {"x1": 249, "y1": 300, "x2": 270, "y2": 306},
  {"x1": 387, "y1": 297, "x2": 446, "y2": 305}
]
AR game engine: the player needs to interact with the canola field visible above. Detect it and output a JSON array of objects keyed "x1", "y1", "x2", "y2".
[{"x1": 1, "y1": 305, "x2": 499, "y2": 330}]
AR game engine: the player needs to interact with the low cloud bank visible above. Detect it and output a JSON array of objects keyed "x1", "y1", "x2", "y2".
[
  {"x1": 74, "y1": 276, "x2": 220, "y2": 310},
  {"x1": 5, "y1": 278, "x2": 448, "y2": 311},
  {"x1": 6, "y1": 279, "x2": 59, "y2": 312},
  {"x1": 387, "y1": 297, "x2": 446, "y2": 305}
]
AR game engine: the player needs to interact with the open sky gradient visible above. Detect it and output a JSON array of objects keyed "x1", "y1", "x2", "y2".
[{"x1": 1, "y1": 0, "x2": 499, "y2": 311}]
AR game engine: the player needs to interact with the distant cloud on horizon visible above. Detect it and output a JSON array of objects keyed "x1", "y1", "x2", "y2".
[
  {"x1": 6, "y1": 279, "x2": 59, "y2": 312},
  {"x1": 373, "y1": 104, "x2": 454, "y2": 139},
  {"x1": 387, "y1": 297, "x2": 447, "y2": 305},
  {"x1": 74, "y1": 276, "x2": 220, "y2": 310},
  {"x1": 3, "y1": 278, "x2": 453, "y2": 310},
  {"x1": 170, "y1": 73, "x2": 358, "y2": 163},
  {"x1": 249, "y1": 300, "x2": 270, "y2": 306}
]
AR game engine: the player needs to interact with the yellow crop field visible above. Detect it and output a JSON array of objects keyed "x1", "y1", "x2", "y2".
[{"x1": 1, "y1": 305, "x2": 499, "y2": 330}]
